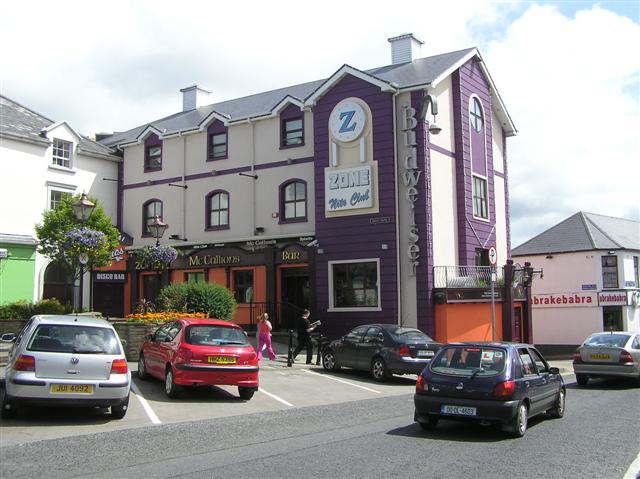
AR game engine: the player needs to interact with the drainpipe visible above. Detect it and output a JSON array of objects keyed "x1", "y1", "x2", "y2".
[
  {"x1": 182, "y1": 133, "x2": 187, "y2": 239},
  {"x1": 249, "y1": 118, "x2": 256, "y2": 234}
]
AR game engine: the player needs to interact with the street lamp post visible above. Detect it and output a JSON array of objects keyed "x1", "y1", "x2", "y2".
[
  {"x1": 147, "y1": 215, "x2": 168, "y2": 299},
  {"x1": 72, "y1": 192, "x2": 95, "y2": 312}
]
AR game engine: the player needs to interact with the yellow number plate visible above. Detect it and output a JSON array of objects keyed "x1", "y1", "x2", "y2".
[
  {"x1": 207, "y1": 356, "x2": 237, "y2": 364},
  {"x1": 590, "y1": 354, "x2": 610, "y2": 360},
  {"x1": 50, "y1": 384, "x2": 93, "y2": 394}
]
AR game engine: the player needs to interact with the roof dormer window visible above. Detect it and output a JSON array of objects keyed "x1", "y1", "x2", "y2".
[{"x1": 52, "y1": 138, "x2": 72, "y2": 168}]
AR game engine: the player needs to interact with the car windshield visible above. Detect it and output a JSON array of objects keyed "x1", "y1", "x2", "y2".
[
  {"x1": 430, "y1": 346, "x2": 506, "y2": 377},
  {"x1": 585, "y1": 333, "x2": 630, "y2": 348},
  {"x1": 186, "y1": 325, "x2": 249, "y2": 346},
  {"x1": 27, "y1": 324, "x2": 120, "y2": 354},
  {"x1": 390, "y1": 328, "x2": 433, "y2": 342}
]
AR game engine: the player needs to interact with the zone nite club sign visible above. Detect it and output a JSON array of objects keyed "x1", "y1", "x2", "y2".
[{"x1": 325, "y1": 100, "x2": 373, "y2": 213}]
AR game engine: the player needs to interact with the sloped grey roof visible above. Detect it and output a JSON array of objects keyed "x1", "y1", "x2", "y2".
[
  {"x1": 513, "y1": 212, "x2": 640, "y2": 256},
  {"x1": 0, "y1": 95, "x2": 118, "y2": 159},
  {"x1": 100, "y1": 48, "x2": 477, "y2": 148}
]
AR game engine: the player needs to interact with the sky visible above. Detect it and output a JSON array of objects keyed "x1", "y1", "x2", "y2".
[{"x1": 1, "y1": 0, "x2": 639, "y2": 248}]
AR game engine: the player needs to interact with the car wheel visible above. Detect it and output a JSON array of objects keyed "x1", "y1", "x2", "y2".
[
  {"x1": 371, "y1": 357, "x2": 389, "y2": 382},
  {"x1": 322, "y1": 350, "x2": 340, "y2": 371},
  {"x1": 576, "y1": 374, "x2": 589, "y2": 386},
  {"x1": 164, "y1": 366, "x2": 181, "y2": 398},
  {"x1": 238, "y1": 387, "x2": 255, "y2": 400},
  {"x1": 137, "y1": 354, "x2": 149, "y2": 380},
  {"x1": 417, "y1": 415, "x2": 439, "y2": 431},
  {"x1": 508, "y1": 402, "x2": 528, "y2": 437},
  {"x1": 548, "y1": 389, "x2": 565, "y2": 419},
  {"x1": 111, "y1": 395, "x2": 129, "y2": 419},
  {"x1": 1, "y1": 391, "x2": 18, "y2": 420}
]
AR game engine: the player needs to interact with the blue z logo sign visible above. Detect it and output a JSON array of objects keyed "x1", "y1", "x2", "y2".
[{"x1": 338, "y1": 110, "x2": 357, "y2": 133}]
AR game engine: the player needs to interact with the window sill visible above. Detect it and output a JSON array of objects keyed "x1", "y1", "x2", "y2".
[
  {"x1": 48, "y1": 164, "x2": 76, "y2": 174},
  {"x1": 280, "y1": 142, "x2": 305, "y2": 150},
  {"x1": 206, "y1": 156, "x2": 228, "y2": 162},
  {"x1": 471, "y1": 215, "x2": 491, "y2": 223},
  {"x1": 144, "y1": 167, "x2": 162, "y2": 173},
  {"x1": 327, "y1": 307, "x2": 382, "y2": 312},
  {"x1": 205, "y1": 225, "x2": 230, "y2": 231},
  {"x1": 279, "y1": 217, "x2": 308, "y2": 225}
]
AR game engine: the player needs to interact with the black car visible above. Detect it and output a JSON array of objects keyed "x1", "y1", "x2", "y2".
[
  {"x1": 322, "y1": 324, "x2": 442, "y2": 381},
  {"x1": 414, "y1": 342, "x2": 565, "y2": 437}
]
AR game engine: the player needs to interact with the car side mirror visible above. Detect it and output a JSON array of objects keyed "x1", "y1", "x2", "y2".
[{"x1": 548, "y1": 367, "x2": 560, "y2": 375}]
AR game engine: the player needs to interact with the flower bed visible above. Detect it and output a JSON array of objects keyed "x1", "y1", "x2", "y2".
[{"x1": 125, "y1": 311, "x2": 208, "y2": 323}]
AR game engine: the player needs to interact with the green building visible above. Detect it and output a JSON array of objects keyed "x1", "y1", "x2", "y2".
[{"x1": 0, "y1": 237, "x2": 37, "y2": 305}]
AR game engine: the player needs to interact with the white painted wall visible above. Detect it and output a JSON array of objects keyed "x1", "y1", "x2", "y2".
[
  {"x1": 515, "y1": 251, "x2": 640, "y2": 344},
  {"x1": 0, "y1": 123, "x2": 119, "y2": 303},
  {"x1": 493, "y1": 177, "x2": 507, "y2": 266},
  {"x1": 491, "y1": 111, "x2": 504, "y2": 175},
  {"x1": 431, "y1": 151, "x2": 458, "y2": 267}
]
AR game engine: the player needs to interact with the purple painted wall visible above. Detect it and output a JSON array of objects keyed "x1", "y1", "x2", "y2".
[
  {"x1": 313, "y1": 75, "x2": 397, "y2": 334},
  {"x1": 452, "y1": 59, "x2": 497, "y2": 265},
  {"x1": 412, "y1": 91, "x2": 435, "y2": 336}
]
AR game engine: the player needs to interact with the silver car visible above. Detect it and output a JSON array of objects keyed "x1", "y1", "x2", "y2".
[
  {"x1": 2, "y1": 315, "x2": 131, "y2": 419},
  {"x1": 573, "y1": 331, "x2": 640, "y2": 386}
]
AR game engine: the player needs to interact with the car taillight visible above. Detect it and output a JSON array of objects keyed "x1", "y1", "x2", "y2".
[
  {"x1": 619, "y1": 351, "x2": 634, "y2": 364},
  {"x1": 15, "y1": 354, "x2": 35, "y2": 371},
  {"x1": 493, "y1": 380, "x2": 516, "y2": 398},
  {"x1": 572, "y1": 349, "x2": 582, "y2": 363},
  {"x1": 399, "y1": 345, "x2": 410, "y2": 356},
  {"x1": 416, "y1": 375, "x2": 427, "y2": 392},
  {"x1": 110, "y1": 359, "x2": 128, "y2": 375}
]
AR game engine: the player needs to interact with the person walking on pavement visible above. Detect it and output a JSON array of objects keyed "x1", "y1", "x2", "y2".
[
  {"x1": 293, "y1": 309, "x2": 317, "y2": 364},
  {"x1": 256, "y1": 313, "x2": 277, "y2": 361}
]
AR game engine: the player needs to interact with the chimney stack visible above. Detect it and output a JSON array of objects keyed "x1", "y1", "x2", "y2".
[
  {"x1": 180, "y1": 84, "x2": 212, "y2": 112},
  {"x1": 388, "y1": 33, "x2": 424, "y2": 65}
]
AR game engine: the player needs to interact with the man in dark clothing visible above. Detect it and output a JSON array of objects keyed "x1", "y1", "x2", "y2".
[{"x1": 293, "y1": 309, "x2": 316, "y2": 364}]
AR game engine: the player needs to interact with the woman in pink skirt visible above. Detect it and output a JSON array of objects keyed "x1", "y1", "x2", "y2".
[{"x1": 256, "y1": 313, "x2": 277, "y2": 360}]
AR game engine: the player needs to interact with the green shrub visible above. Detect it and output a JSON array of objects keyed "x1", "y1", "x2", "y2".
[
  {"x1": 0, "y1": 298, "x2": 69, "y2": 319},
  {"x1": 32, "y1": 298, "x2": 66, "y2": 315},
  {"x1": 157, "y1": 282, "x2": 236, "y2": 321}
]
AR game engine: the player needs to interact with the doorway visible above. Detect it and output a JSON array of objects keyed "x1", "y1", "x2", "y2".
[
  {"x1": 93, "y1": 283, "x2": 124, "y2": 318},
  {"x1": 280, "y1": 267, "x2": 309, "y2": 329},
  {"x1": 513, "y1": 304, "x2": 523, "y2": 342}
]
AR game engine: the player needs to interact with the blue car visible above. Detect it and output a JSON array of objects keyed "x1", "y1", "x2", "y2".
[{"x1": 414, "y1": 342, "x2": 565, "y2": 437}]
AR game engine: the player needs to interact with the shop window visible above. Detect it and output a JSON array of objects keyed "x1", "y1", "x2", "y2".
[
  {"x1": 602, "y1": 306, "x2": 623, "y2": 331},
  {"x1": 472, "y1": 176, "x2": 488, "y2": 219},
  {"x1": 185, "y1": 272, "x2": 205, "y2": 283},
  {"x1": 233, "y1": 270, "x2": 254, "y2": 303},
  {"x1": 142, "y1": 199, "x2": 163, "y2": 236},
  {"x1": 330, "y1": 260, "x2": 379, "y2": 309},
  {"x1": 206, "y1": 190, "x2": 229, "y2": 230},
  {"x1": 52, "y1": 138, "x2": 72, "y2": 168},
  {"x1": 280, "y1": 180, "x2": 307, "y2": 222},
  {"x1": 281, "y1": 117, "x2": 304, "y2": 147},
  {"x1": 601, "y1": 256, "x2": 618, "y2": 289}
]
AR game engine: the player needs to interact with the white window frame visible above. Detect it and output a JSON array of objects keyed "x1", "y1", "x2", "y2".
[
  {"x1": 46, "y1": 182, "x2": 76, "y2": 211},
  {"x1": 52, "y1": 138, "x2": 73, "y2": 169},
  {"x1": 328, "y1": 258, "x2": 381, "y2": 312},
  {"x1": 472, "y1": 174, "x2": 489, "y2": 221}
]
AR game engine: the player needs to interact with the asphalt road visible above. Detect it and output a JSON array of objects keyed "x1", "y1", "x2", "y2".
[{"x1": 1, "y1": 376, "x2": 638, "y2": 479}]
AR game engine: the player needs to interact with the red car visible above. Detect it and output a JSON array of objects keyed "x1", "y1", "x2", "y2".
[{"x1": 137, "y1": 318, "x2": 259, "y2": 400}]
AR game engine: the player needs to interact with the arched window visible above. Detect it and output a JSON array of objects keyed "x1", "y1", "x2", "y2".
[
  {"x1": 470, "y1": 97, "x2": 484, "y2": 132},
  {"x1": 206, "y1": 190, "x2": 229, "y2": 229},
  {"x1": 142, "y1": 199, "x2": 163, "y2": 236},
  {"x1": 280, "y1": 180, "x2": 307, "y2": 222}
]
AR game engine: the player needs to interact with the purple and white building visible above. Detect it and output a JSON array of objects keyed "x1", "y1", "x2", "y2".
[{"x1": 100, "y1": 34, "x2": 518, "y2": 339}]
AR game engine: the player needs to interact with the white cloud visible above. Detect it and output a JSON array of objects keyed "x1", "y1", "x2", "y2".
[{"x1": 1, "y1": 1, "x2": 638, "y2": 248}]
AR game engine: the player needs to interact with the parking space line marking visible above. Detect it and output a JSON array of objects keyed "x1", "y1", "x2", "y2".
[
  {"x1": 623, "y1": 450, "x2": 640, "y2": 479},
  {"x1": 301, "y1": 369, "x2": 381, "y2": 393},
  {"x1": 259, "y1": 387, "x2": 294, "y2": 407},
  {"x1": 131, "y1": 381, "x2": 162, "y2": 424}
]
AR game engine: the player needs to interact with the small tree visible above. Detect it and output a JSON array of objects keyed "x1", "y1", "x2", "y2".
[
  {"x1": 35, "y1": 194, "x2": 120, "y2": 280},
  {"x1": 157, "y1": 282, "x2": 237, "y2": 321}
]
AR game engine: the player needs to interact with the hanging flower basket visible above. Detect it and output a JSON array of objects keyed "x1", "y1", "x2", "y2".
[
  {"x1": 63, "y1": 227, "x2": 107, "y2": 261},
  {"x1": 136, "y1": 245, "x2": 178, "y2": 270}
]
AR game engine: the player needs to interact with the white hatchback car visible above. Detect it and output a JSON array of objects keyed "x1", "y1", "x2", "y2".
[{"x1": 2, "y1": 315, "x2": 131, "y2": 419}]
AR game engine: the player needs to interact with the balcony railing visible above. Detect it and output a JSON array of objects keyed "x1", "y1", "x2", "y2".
[{"x1": 433, "y1": 266, "x2": 504, "y2": 289}]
